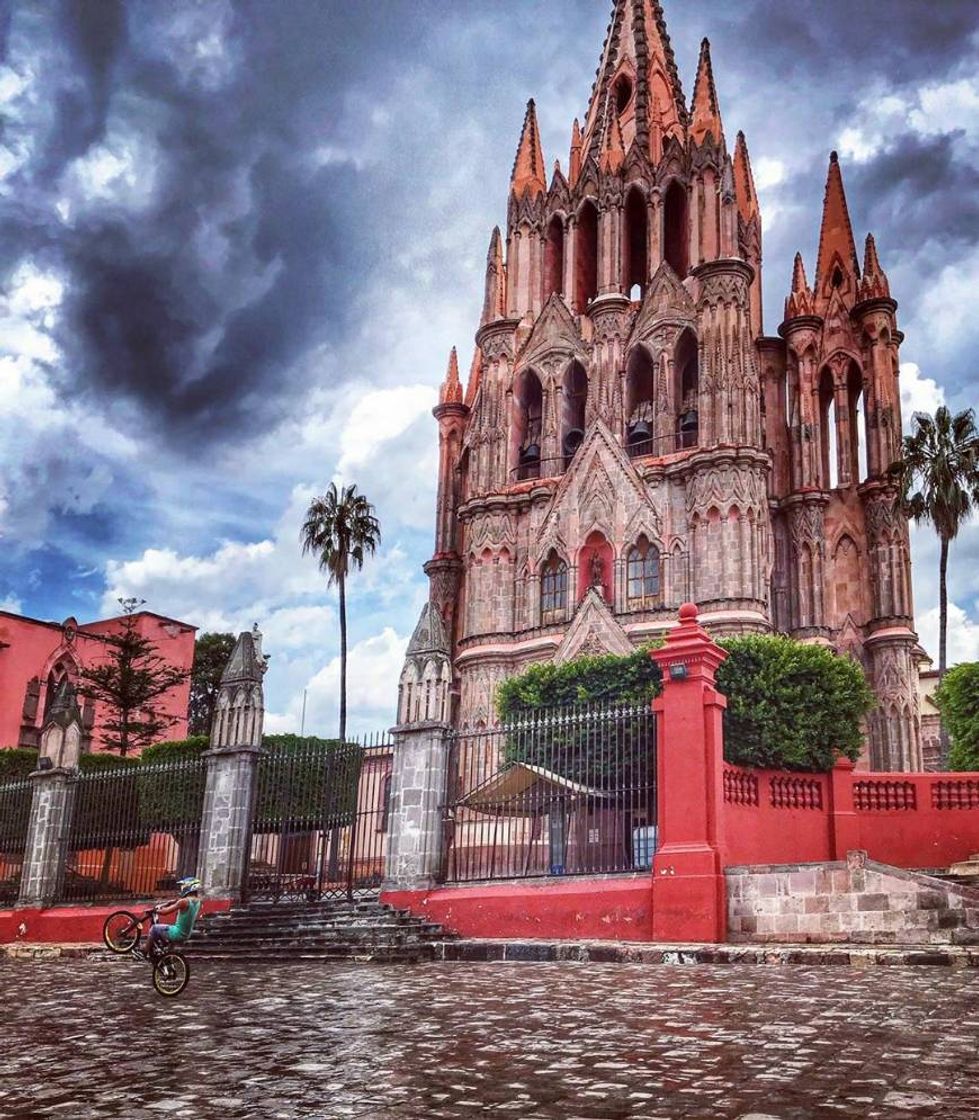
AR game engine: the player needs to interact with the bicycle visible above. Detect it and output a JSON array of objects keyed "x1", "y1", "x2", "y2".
[{"x1": 102, "y1": 907, "x2": 191, "y2": 997}]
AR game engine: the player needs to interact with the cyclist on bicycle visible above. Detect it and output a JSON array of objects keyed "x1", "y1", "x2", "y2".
[{"x1": 142, "y1": 877, "x2": 203, "y2": 959}]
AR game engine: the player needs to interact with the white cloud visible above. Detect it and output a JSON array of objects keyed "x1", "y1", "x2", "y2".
[
  {"x1": 916, "y1": 601, "x2": 979, "y2": 668},
  {"x1": 0, "y1": 594, "x2": 22, "y2": 614},
  {"x1": 899, "y1": 361, "x2": 945, "y2": 430},
  {"x1": 265, "y1": 626, "x2": 407, "y2": 738}
]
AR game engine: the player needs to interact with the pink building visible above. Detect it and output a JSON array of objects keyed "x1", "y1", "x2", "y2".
[{"x1": 0, "y1": 609, "x2": 196, "y2": 754}]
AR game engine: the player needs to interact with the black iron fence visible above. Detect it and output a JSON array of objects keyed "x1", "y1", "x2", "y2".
[
  {"x1": 245, "y1": 734, "x2": 393, "y2": 902},
  {"x1": 0, "y1": 778, "x2": 32, "y2": 906},
  {"x1": 442, "y1": 703, "x2": 656, "y2": 883},
  {"x1": 58, "y1": 758, "x2": 207, "y2": 903}
]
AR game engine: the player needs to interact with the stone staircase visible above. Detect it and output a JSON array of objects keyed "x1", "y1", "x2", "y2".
[{"x1": 189, "y1": 897, "x2": 452, "y2": 962}]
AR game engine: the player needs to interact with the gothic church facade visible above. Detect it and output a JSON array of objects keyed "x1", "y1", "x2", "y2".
[{"x1": 402, "y1": 0, "x2": 920, "y2": 770}]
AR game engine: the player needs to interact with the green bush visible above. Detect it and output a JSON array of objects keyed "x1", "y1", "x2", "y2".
[
  {"x1": 0, "y1": 748, "x2": 39, "y2": 782},
  {"x1": 716, "y1": 635, "x2": 874, "y2": 771},
  {"x1": 936, "y1": 663, "x2": 979, "y2": 771},
  {"x1": 496, "y1": 646, "x2": 662, "y2": 716},
  {"x1": 253, "y1": 735, "x2": 363, "y2": 832},
  {"x1": 493, "y1": 635, "x2": 874, "y2": 775}
]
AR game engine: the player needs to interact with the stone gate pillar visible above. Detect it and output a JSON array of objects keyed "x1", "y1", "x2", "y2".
[
  {"x1": 650, "y1": 603, "x2": 728, "y2": 943},
  {"x1": 18, "y1": 767, "x2": 78, "y2": 908},
  {"x1": 382, "y1": 721, "x2": 452, "y2": 892},
  {"x1": 197, "y1": 628, "x2": 267, "y2": 900},
  {"x1": 18, "y1": 679, "x2": 85, "y2": 908}
]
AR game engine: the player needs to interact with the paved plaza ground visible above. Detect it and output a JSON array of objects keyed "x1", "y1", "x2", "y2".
[{"x1": 2, "y1": 957, "x2": 978, "y2": 1119}]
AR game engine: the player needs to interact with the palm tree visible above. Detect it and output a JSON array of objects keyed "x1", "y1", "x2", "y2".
[
  {"x1": 300, "y1": 482, "x2": 381, "y2": 742},
  {"x1": 893, "y1": 406, "x2": 979, "y2": 677}
]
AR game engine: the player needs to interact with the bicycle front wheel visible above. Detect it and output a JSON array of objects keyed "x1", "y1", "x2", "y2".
[
  {"x1": 103, "y1": 910, "x2": 141, "y2": 953},
  {"x1": 152, "y1": 952, "x2": 190, "y2": 997}
]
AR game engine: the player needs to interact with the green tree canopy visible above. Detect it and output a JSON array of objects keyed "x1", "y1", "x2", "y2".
[
  {"x1": 935, "y1": 663, "x2": 979, "y2": 771},
  {"x1": 187, "y1": 633, "x2": 236, "y2": 736}
]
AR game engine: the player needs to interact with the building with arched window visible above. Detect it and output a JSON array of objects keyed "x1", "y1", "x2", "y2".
[
  {"x1": 410, "y1": 1, "x2": 921, "y2": 770},
  {"x1": 0, "y1": 608, "x2": 195, "y2": 753}
]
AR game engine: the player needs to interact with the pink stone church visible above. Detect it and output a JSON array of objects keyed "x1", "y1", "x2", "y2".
[
  {"x1": 399, "y1": 0, "x2": 923, "y2": 771},
  {"x1": 0, "y1": 609, "x2": 195, "y2": 754}
]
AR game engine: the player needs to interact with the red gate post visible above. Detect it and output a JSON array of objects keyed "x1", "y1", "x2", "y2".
[{"x1": 650, "y1": 603, "x2": 728, "y2": 943}]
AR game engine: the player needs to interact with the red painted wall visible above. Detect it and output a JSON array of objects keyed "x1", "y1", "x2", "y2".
[
  {"x1": 0, "y1": 609, "x2": 195, "y2": 753},
  {"x1": 383, "y1": 875, "x2": 653, "y2": 941},
  {"x1": 720, "y1": 763, "x2": 979, "y2": 871},
  {"x1": 0, "y1": 900, "x2": 230, "y2": 945}
]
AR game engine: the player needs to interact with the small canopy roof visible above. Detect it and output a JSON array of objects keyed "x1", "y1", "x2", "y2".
[{"x1": 456, "y1": 762, "x2": 608, "y2": 817}]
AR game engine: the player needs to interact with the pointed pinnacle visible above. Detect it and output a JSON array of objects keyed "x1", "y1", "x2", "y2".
[
  {"x1": 464, "y1": 347, "x2": 482, "y2": 408},
  {"x1": 510, "y1": 98, "x2": 547, "y2": 199},
  {"x1": 599, "y1": 94, "x2": 625, "y2": 172},
  {"x1": 733, "y1": 131, "x2": 759, "y2": 220},
  {"x1": 690, "y1": 37, "x2": 723, "y2": 146},
  {"x1": 440, "y1": 346, "x2": 462, "y2": 405},
  {"x1": 791, "y1": 251, "x2": 809, "y2": 293},
  {"x1": 569, "y1": 117, "x2": 583, "y2": 186},
  {"x1": 816, "y1": 149, "x2": 860, "y2": 288},
  {"x1": 863, "y1": 232, "x2": 882, "y2": 277}
]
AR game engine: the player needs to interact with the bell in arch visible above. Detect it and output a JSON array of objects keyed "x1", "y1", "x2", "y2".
[
  {"x1": 562, "y1": 428, "x2": 584, "y2": 457},
  {"x1": 627, "y1": 419, "x2": 652, "y2": 446}
]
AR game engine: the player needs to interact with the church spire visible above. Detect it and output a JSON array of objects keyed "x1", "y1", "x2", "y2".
[
  {"x1": 464, "y1": 346, "x2": 482, "y2": 408},
  {"x1": 689, "y1": 38, "x2": 723, "y2": 146},
  {"x1": 814, "y1": 151, "x2": 860, "y2": 301},
  {"x1": 439, "y1": 347, "x2": 462, "y2": 405},
  {"x1": 480, "y1": 226, "x2": 506, "y2": 326},
  {"x1": 733, "y1": 131, "x2": 759, "y2": 221},
  {"x1": 510, "y1": 99, "x2": 547, "y2": 199},
  {"x1": 581, "y1": 0, "x2": 687, "y2": 165}
]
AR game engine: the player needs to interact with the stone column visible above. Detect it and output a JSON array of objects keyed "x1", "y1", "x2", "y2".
[
  {"x1": 18, "y1": 767, "x2": 78, "y2": 908},
  {"x1": 197, "y1": 627, "x2": 268, "y2": 900},
  {"x1": 196, "y1": 744, "x2": 264, "y2": 900},
  {"x1": 650, "y1": 603, "x2": 728, "y2": 943},
  {"x1": 382, "y1": 721, "x2": 452, "y2": 891}
]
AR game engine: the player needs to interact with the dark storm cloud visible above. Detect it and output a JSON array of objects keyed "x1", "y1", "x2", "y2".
[
  {"x1": 715, "y1": 0, "x2": 976, "y2": 90},
  {"x1": 1, "y1": 0, "x2": 446, "y2": 447}
]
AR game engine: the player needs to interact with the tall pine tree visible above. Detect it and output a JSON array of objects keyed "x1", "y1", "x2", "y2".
[{"x1": 75, "y1": 599, "x2": 190, "y2": 756}]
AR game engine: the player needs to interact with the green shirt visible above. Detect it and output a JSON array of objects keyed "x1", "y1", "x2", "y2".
[{"x1": 170, "y1": 897, "x2": 202, "y2": 941}]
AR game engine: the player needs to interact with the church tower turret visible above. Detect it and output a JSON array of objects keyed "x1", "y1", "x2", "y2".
[{"x1": 409, "y1": 0, "x2": 923, "y2": 768}]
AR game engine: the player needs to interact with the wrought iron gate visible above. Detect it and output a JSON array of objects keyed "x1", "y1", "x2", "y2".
[
  {"x1": 442, "y1": 703, "x2": 656, "y2": 883},
  {"x1": 244, "y1": 735, "x2": 392, "y2": 903},
  {"x1": 0, "y1": 778, "x2": 31, "y2": 906}
]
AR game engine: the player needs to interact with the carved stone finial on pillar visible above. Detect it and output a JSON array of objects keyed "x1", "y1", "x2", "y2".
[
  {"x1": 198, "y1": 629, "x2": 267, "y2": 899},
  {"x1": 39, "y1": 678, "x2": 84, "y2": 770},
  {"x1": 649, "y1": 602, "x2": 729, "y2": 943}
]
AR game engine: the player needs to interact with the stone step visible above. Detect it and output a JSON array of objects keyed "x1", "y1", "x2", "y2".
[
  {"x1": 946, "y1": 861, "x2": 979, "y2": 877},
  {"x1": 193, "y1": 925, "x2": 442, "y2": 944}
]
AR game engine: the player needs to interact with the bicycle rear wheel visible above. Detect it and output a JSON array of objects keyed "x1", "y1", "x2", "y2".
[
  {"x1": 153, "y1": 952, "x2": 189, "y2": 997},
  {"x1": 103, "y1": 910, "x2": 141, "y2": 953}
]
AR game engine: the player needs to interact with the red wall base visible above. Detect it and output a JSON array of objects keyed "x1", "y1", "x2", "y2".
[
  {"x1": 382, "y1": 876, "x2": 653, "y2": 941},
  {"x1": 0, "y1": 900, "x2": 231, "y2": 944}
]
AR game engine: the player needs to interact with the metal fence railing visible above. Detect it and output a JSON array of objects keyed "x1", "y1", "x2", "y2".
[
  {"x1": 58, "y1": 758, "x2": 207, "y2": 903},
  {"x1": 442, "y1": 703, "x2": 656, "y2": 883},
  {"x1": 0, "y1": 778, "x2": 32, "y2": 906},
  {"x1": 245, "y1": 734, "x2": 393, "y2": 903}
]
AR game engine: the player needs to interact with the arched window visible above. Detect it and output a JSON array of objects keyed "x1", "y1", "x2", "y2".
[
  {"x1": 544, "y1": 214, "x2": 565, "y2": 300},
  {"x1": 513, "y1": 369, "x2": 543, "y2": 480},
  {"x1": 574, "y1": 200, "x2": 599, "y2": 311},
  {"x1": 663, "y1": 180, "x2": 689, "y2": 278},
  {"x1": 561, "y1": 361, "x2": 587, "y2": 468},
  {"x1": 848, "y1": 361, "x2": 867, "y2": 485},
  {"x1": 625, "y1": 346, "x2": 655, "y2": 456},
  {"x1": 674, "y1": 329, "x2": 699, "y2": 449},
  {"x1": 378, "y1": 772, "x2": 393, "y2": 833},
  {"x1": 626, "y1": 538, "x2": 661, "y2": 608},
  {"x1": 818, "y1": 366, "x2": 837, "y2": 488},
  {"x1": 623, "y1": 187, "x2": 648, "y2": 297},
  {"x1": 540, "y1": 553, "x2": 568, "y2": 624}
]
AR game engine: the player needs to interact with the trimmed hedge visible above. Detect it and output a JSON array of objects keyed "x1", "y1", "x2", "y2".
[{"x1": 495, "y1": 634, "x2": 875, "y2": 774}]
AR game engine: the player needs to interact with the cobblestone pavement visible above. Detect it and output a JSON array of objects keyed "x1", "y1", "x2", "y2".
[{"x1": 2, "y1": 958, "x2": 979, "y2": 1119}]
